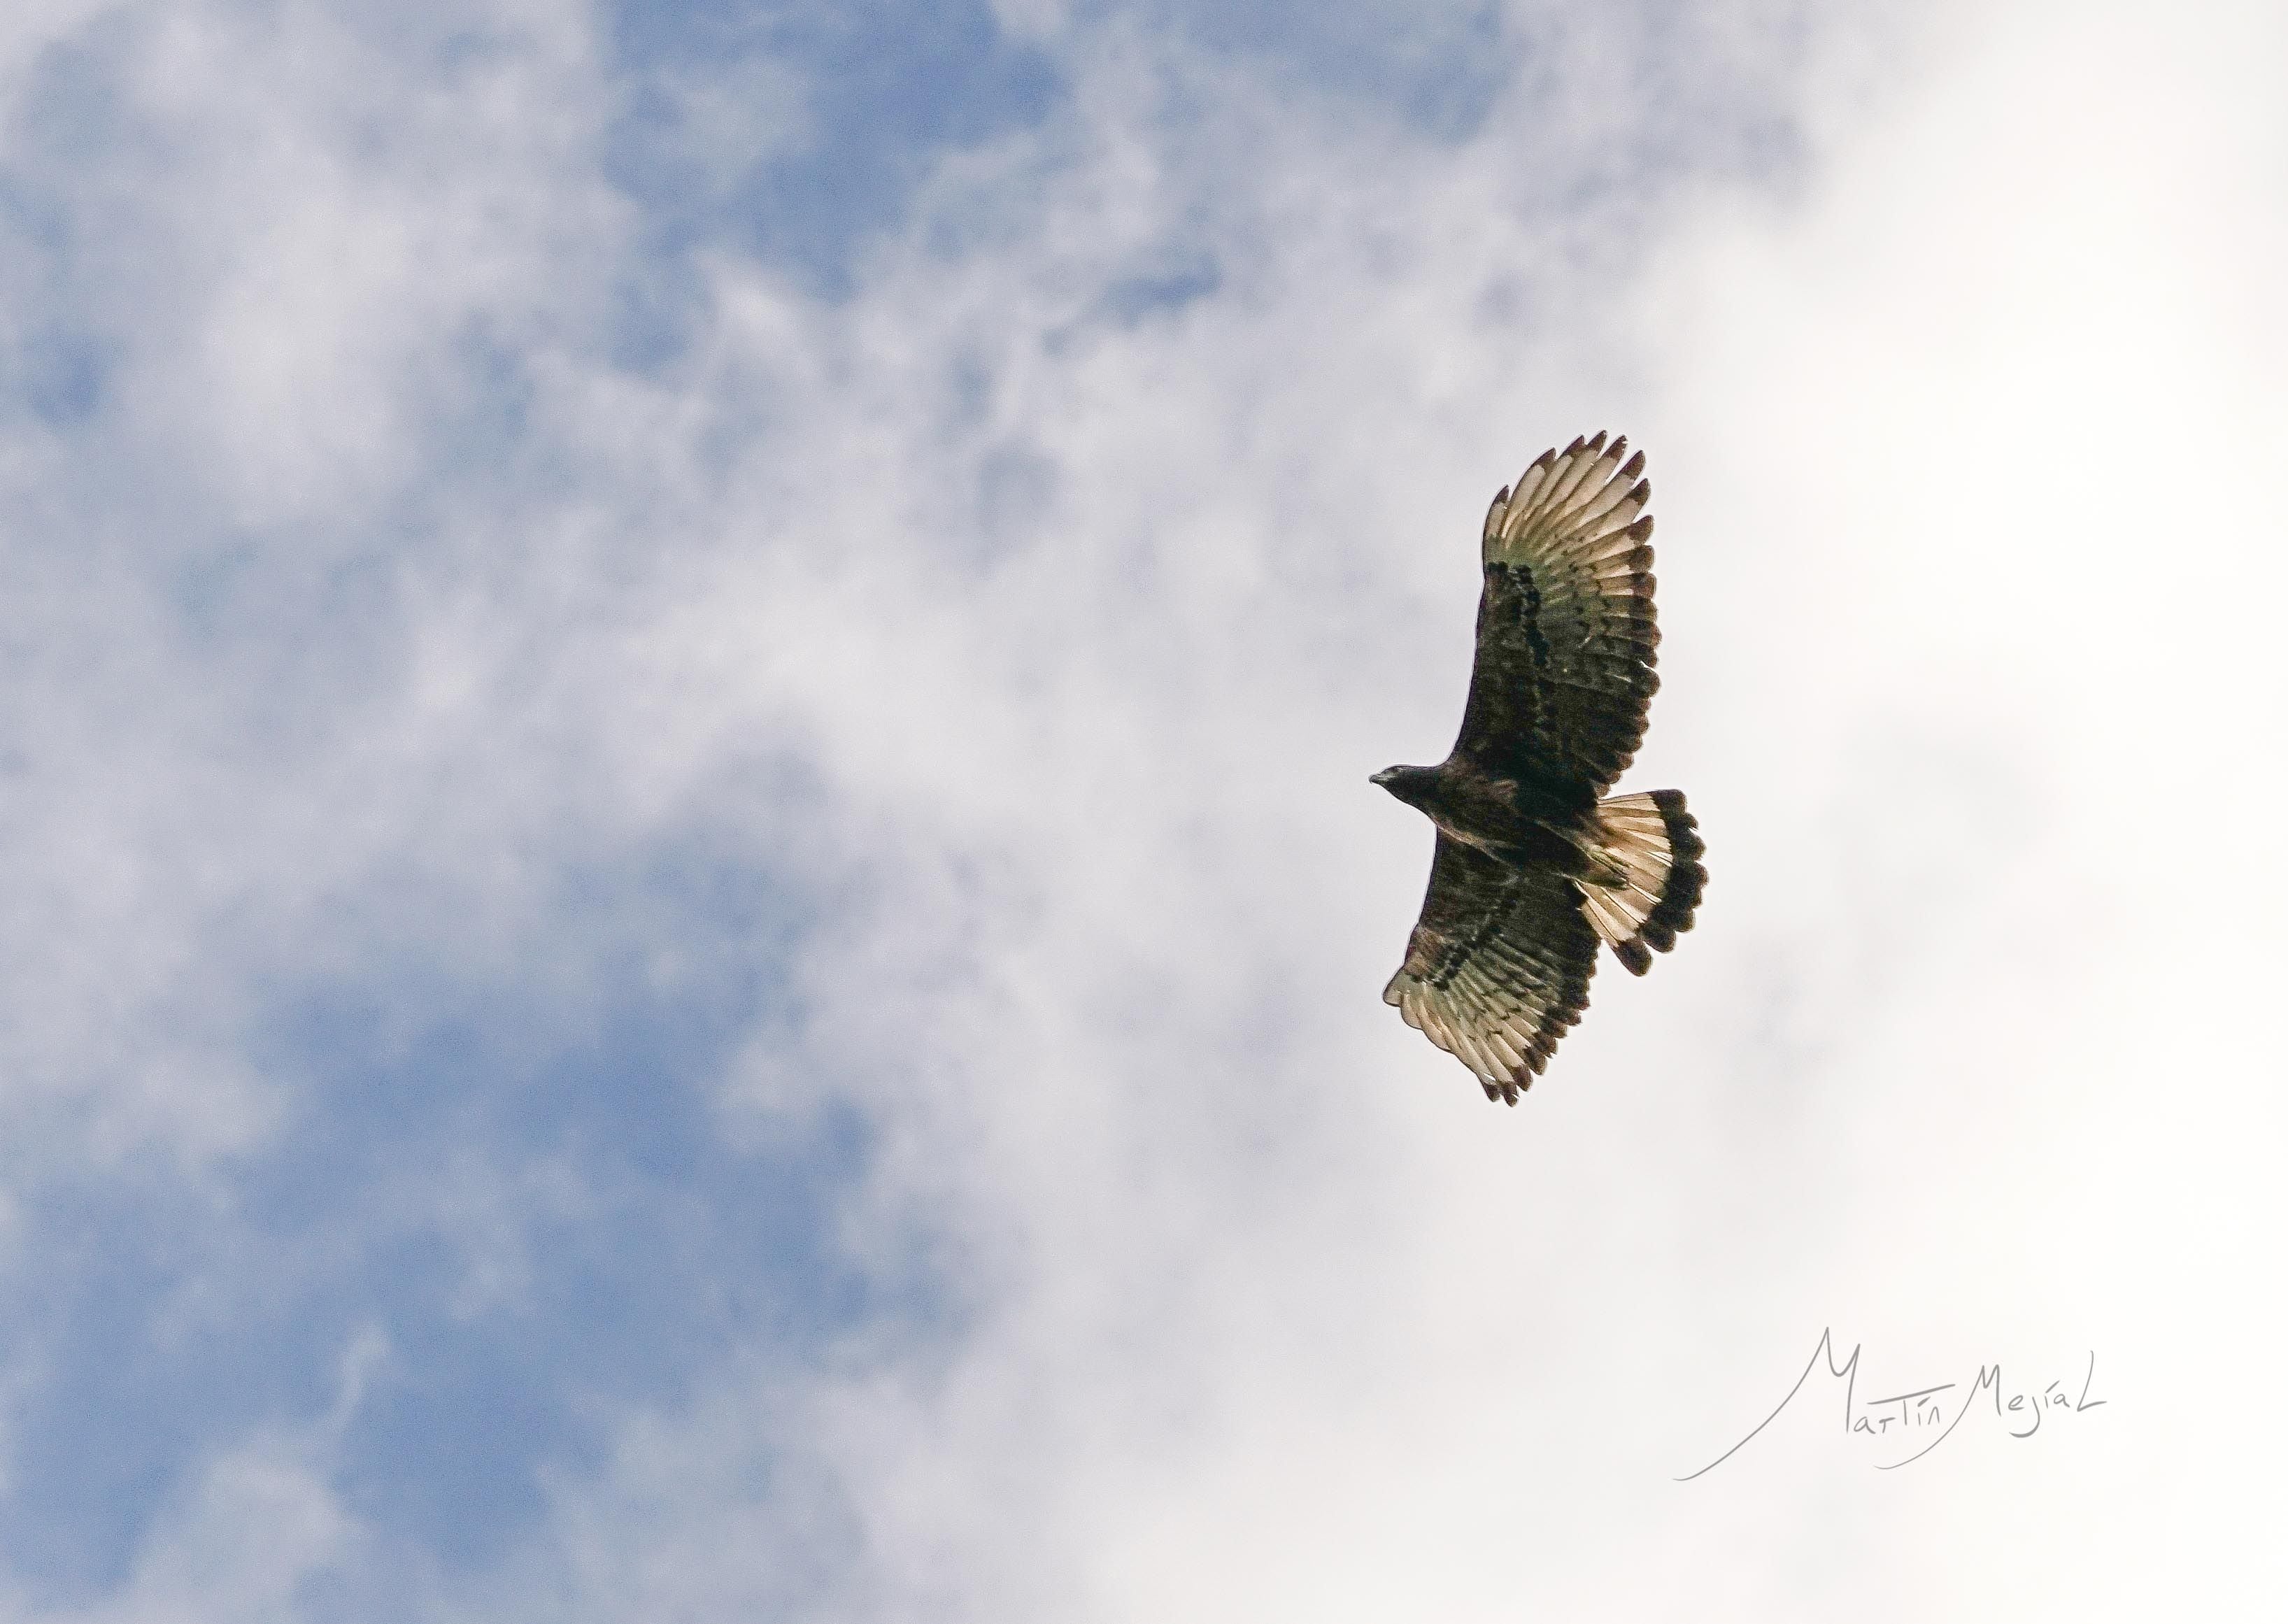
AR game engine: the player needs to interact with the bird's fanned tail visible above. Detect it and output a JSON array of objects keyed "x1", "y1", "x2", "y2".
[{"x1": 1572, "y1": 790, "x2": 1706, "y2": 975}]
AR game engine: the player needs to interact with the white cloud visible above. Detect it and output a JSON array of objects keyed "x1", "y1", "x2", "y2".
[
  {"x1": 82, "y1": 1439, "x2": 358, "y2": 1623},
  {"x1": 562, "y1": 4, "x2": 2279, "y2": 1618}
]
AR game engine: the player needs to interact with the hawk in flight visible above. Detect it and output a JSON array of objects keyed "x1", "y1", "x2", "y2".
[{"x1": 1375, "y1": 433, "x2": 1705, "y2": 1104}]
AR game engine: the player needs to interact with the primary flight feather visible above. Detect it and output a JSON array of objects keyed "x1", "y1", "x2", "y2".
[{"x1": 1374, "y1": 432, "x2": 1706, "y2": 1104}]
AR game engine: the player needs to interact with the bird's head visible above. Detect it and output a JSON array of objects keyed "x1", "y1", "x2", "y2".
[{"x1": 1371, "y1": 764, "x2": 1435, "y2": 806}]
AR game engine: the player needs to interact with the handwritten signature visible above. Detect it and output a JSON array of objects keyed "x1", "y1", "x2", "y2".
[{"x1": 1679, "y1": 1329, "x2": 2107, "y2": 1479}]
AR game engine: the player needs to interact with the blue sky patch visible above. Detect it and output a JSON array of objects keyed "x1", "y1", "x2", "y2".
[
  {"x1": 604, "y1": 0, "x2": 1063, "y2": 304},
  {"x1": 0, "y1": 834, "x2": 910, "y2": 1596}
]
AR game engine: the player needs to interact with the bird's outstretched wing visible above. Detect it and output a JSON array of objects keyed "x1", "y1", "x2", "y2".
[
  {"x1": 1382, "y1": 836, "x2": 1600, "y2": 1104},
  {"x1": 1453, "y1": 432, "x2": 1660, "y2": 799}
]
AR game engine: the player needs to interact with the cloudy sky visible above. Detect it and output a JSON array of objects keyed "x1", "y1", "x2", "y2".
[{"x1": 1, "y1": 0, "x2": 2282, "y2": 1617}]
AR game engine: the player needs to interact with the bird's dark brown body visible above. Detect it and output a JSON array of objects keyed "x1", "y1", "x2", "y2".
[
  {"x1": 1375, "y1": 432, "x2": 1705, "y2": 1103},
  {"x1": 1370, "y1": 760, "x2": 1587, "y2": 876}
]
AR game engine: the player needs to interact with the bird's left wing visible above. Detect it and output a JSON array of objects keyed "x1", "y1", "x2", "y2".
[
  {"x1": 1383, "y1": 836, "x2": 1600, "y2": 1104},
  {"x1": 1454, "y1": 432, "x2": 1661, "y2": 797}
]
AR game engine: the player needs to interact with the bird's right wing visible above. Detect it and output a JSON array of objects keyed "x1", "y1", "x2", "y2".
[
  {"x1": 1383, "y1": 836, "x2": 1601, "y2": 1104},
  {"x1": 1453, "y1": 432, "x2": 1661, "y2": 798}
]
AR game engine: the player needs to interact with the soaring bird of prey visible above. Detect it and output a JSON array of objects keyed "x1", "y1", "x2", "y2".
[{"x1": 1374, "y1": 433, "x2": 1705, "y2": 1104}]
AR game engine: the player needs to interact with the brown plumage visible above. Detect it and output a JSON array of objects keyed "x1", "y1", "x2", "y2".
[{"x1": 1374, "y1": 433, "x2": 1706, "y2": 1104}]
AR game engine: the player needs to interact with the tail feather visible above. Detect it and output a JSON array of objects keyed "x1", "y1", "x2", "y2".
[{"x1": 1573, "y1": 790, "x2": 1705, "y2": 975}]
